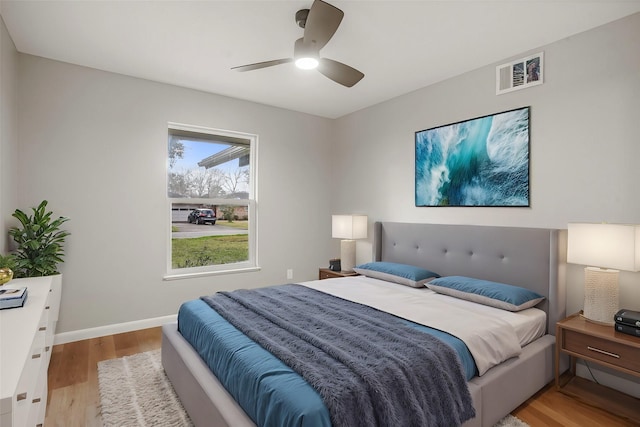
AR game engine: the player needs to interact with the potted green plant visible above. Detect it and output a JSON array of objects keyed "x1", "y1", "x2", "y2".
[{"x1": 9, "y1": 200, "x2": 70, "y2": 278}]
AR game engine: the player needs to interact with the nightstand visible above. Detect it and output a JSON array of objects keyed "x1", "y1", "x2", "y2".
[
  {"x1": 318, "y1": 268, "x2": 359, "y2": 280},
  {"x1": 555, "y1": 312, "x2": 640, "y2": 422}
]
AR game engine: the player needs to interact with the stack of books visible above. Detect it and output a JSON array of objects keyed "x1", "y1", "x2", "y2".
[
  {"x1": 614, "y1": 309, "x2": 640, "y2": 337},
  {"x1": 0, "y1": 287, "x2": 28, "y2": 309}
]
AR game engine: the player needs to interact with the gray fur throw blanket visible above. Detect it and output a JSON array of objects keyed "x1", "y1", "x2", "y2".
[{"x1": 202, "y1": 284, "x2": 475, "y2": 427}]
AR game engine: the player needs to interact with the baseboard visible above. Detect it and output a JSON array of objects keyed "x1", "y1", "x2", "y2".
[{"x1": 53, "y1": 314, "x2": 178, "y2": 345}]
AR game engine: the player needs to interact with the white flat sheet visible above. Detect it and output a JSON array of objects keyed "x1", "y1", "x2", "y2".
[{"x1": 302, "y1": 276, "x2": 547, "y2": 376}]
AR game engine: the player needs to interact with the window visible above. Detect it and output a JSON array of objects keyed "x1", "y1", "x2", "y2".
[{"x1": 165, "y1": 123, "x2": 257, "y2": 279}]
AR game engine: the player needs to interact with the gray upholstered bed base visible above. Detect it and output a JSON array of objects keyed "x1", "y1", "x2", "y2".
[{"x1": 162, "y1": 222, "x2": 567, "y2": 427}]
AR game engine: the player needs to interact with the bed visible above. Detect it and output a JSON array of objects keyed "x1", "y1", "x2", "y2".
[{"x1": 162, "y1": 222, "x2": 566, "y2": 427}]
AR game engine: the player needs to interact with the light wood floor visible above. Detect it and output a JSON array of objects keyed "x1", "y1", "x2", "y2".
[
  {"x1": 45, "y1": 327, "x2": 639, "y2": 427},
  {"x1": 45, "y1": 327, "x2": 162, "y2": 427}
]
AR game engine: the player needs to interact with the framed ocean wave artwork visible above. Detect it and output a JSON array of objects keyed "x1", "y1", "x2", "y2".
[{"x1": 415, "y1": 107, "x2": 530, "y2": 207}]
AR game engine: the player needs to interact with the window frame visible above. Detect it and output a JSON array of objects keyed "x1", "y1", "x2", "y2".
[{"x1": 164, "y1": 122, "x2": 258, "y2": 280}]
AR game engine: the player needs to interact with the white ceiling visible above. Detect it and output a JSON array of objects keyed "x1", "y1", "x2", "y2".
[{"x1": 2, "y1": 1, "x2": 639, "y2": 119}]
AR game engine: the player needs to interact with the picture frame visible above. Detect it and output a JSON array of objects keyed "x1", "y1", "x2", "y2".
[
  {"x1": 496, "y1": 52, "x2": 544, "y2": 95},
  {"x1": 415, "y1": 106, "x2": 530, "y2": 207}
]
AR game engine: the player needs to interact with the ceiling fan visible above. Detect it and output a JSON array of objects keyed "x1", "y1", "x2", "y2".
[{"x1": 232, "y1": 0, "x2": 364, "y2": 88}]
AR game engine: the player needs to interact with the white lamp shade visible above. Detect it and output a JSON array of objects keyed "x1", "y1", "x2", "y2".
[
  {"x1": 567, "y1": 223, "x2": 640, "y2": 272},
  {"x1": 332, "y1": 215, "x2": 368, "y2": 240}
]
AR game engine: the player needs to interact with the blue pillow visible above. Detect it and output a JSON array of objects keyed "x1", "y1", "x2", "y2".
[
  {"x1": 353, "y1": 262, "x2": 440, "y2": 288},
  {"x1": 427, "y1": 276, "x2": 545, "y2": 312}
]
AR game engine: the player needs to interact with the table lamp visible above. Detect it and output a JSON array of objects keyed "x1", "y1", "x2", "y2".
[
  {"x1": 567, "y1": 223, "x2": 640, "y2": 324},
  {"x1": 332, "y1": 215, "x2": 367, "y2": 272}
]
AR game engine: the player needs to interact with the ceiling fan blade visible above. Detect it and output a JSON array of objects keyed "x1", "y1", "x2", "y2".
[
  {"x1": 318, "y1": 58, "x2": 364, "y2": 87},
  {"x1": 232, "y1": 58, "x2": 293, "y2": 72},
  {"x1": 303, "y1": 0, "x2": 344, "y2": 51}
]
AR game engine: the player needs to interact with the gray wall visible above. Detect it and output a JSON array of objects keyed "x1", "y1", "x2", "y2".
[
  {"x1": 15, "y1": 54, "x2": 335, "y2": 333},
  {"x1": 333, "y1": 12, "x2": 640, "y2": 311},
  {"x1": 0, "y1": 17, "x2": 19, "y2": 254}
]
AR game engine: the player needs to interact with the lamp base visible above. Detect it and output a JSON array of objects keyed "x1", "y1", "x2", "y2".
[
  {"x1": 340, "y1": 239, "x2": 356, "y2": 272},
  {"x1": 582, "y1": 267, "x2": 619, "y2": 325},
  {"x1": 579, "y1": 312, "x2": 618, "y2": 326}
]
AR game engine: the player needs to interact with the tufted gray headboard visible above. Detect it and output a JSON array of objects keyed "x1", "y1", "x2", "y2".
[{"x1": 373, "y1": 222, "x2": 565, "y2": 334}]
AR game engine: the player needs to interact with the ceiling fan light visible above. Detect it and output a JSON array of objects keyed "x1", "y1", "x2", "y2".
[{"x1": 295, "y1": 57, "x2": 319, "y2": 70}]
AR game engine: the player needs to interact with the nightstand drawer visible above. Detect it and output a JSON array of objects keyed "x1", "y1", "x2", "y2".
[
  {"x1": 318, "y1": 268, "x2": 359, "y2": 280},
  {"x1": 319, "y1": 270, "x2": 335, "y2": 280},
  {"x1": 563, "y1": 330, "x2": 640, "y2": 373}
]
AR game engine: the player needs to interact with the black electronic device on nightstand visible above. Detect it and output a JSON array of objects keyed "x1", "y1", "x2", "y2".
[
  {"x1": 329, "y1": 258, "x2": 341, "y2": 272},
  {"x1": 614, "y1": 309, "x2": 640, "y2": 337}
]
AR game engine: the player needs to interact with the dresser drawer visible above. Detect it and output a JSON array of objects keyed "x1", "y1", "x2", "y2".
[{"x1": 563, "y1": 329, "x2": 640, "y2": 373}]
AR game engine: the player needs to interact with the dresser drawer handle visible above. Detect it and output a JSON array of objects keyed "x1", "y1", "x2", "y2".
[
  {"x1": 32, "y1": 398, "x2": 41, "y2": 403},
  {"x1": 39, "y1": 326, "x2": 47, "y2": 331},
  {"x1": 32, "y1": 353, "x2": 41, "y2": 359},
  {"x1": 17, "y1": 393, "x2": 27, "y2": 401},
  {"x1": 587, "y1": 346, "x2": 620, "y2": 358},
  {"x1": 45, "y1": 306, "x2": 50, "y2": 310}
]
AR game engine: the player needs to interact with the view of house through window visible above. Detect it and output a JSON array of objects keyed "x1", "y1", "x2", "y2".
[{"x1": 167, "y1": 124, "x2": 256, "y2": 276}]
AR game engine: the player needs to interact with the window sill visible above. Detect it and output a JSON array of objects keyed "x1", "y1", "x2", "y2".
[{"x1": 163, "y1": 266, "x2": 261, "y2": 281}]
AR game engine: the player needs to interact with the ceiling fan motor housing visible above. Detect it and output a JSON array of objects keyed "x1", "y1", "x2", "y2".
[
  {"x1": 296, "y1": 9, "x2": 309, "y2": 28},
  {"x1": 294, "y1": 37, "x2": 319, "y2": 59}
]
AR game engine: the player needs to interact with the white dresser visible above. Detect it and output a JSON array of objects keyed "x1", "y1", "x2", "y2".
[{"x1": 0, "y1": 275, "x2": 61, "y2": 427}]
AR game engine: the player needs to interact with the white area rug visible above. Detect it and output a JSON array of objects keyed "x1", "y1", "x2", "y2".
[
  {"x1": 494, "y1": 414, "x2": 530, "y2": 427},
  {"x1": 98, "y1": 349, "x2": 529, "y2": 427},
  {"x1": 98, "y1": 349, "x2": 193, "y2": 426}
]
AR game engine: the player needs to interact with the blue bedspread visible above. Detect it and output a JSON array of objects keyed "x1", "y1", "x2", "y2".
[{"x1": 178, "y1": 288, "x2": 477, "y2": 427}]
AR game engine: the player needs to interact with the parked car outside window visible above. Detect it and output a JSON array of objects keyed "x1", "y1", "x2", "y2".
[{"x1": 187, "y1": 209, "x2": 217, "y2": 225}]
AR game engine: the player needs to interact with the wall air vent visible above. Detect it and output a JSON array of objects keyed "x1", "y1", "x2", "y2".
[{"x1": 496, "y1": 52, "x2": 543, "y2": 95}]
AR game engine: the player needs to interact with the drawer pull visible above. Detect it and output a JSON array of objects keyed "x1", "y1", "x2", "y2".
[
  {"x1": 17, "y1": 393, "x2": 27, "y2": 401},
  {"x1": 587, "y1": 346, "x2": 620, "y2": 359},
  {"x1": 39, "y1": 326, "x2": 47, "y2": 331},
  {"x1": 32, "y1": 353, "x2": 41, "y2": 359},
  {"x1": 45, "y1": 306, "x2": 50, "y2": 310},
  {"x1": 32, "y1": 398, "x2": 41, "y2": 403},
  {"x1": 45, "y1": 346, "x2": 50, "y2": 352}
]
